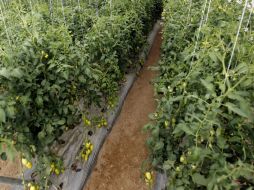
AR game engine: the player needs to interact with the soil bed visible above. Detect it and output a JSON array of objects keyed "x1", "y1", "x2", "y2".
[
  {"x1": 84, "y1": 29, "x2": 162, "y2": 190},
  {"x1": 0, "y1": 158, "x2": 21, "y2": 190}
]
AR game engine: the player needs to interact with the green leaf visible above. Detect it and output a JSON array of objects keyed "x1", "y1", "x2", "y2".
[
  {"x1": 11, "y1": 68, "x2": 23, "y2": 78},
  {"x1": 163, "y1": 160, "x2": 175, "y2": 170},
  {"x1": 235, "y1": 62, "x2": 248, "y2": 74},
  {"x1": 35, "y1": 96, "x2": 43, "y2": 107},
  {"x1": 176, "y1": 187, "x2": 185, "y2": 190},
  {"x1": 209, "y1": 51, "x2": 224, "y2": 64},
  {"x1": 173, "y1": 123, "x2": 194, "y2": 136},
  {"x1": 208, "y1": 52, "x2": 218, "y2": 63},
  {"x1": 46, "y1": 125, "x2": 54, "y2": 134},
  {"x1": 56, "y1": 119, "x2": 66, "y2": 125},
  {"x1": 239, "y1": 101, "x2": 253, "y2": 122},
  {"x1": 218, "y1": 82, "x2": 226, "y2": 94},
  {"x1": 6, "y1": 144, "x2": 15, "y2": 161},
  {"x1": 62, "y1": 71, "x2": 69, "y2": 80},
  {"x1": 154, "y1": 141, "x2": 164, "y2": 151},
  {"x1": 6, "y1": 106, "x2": 15, "y2": 118},
  {"x1": 0, "y1": 68, "x2": 10, "y2": 79},
  {"x1": 0, "y1": 108, "x2": 6, "y2": 123},
  {"x1": 85, "y1": 68, "x2": 91, "y2": 76},
  {"x1": 201, "y1": 79, "x2": 214, "y2": 94},
  {"x1": 152, "y1": 127, "x2": 159, "y2": 137},
  {"x1": 168, "y1": 96, "x2": 183, "y2": 103},
  {"x1": 78, "y1": 75, "x2": 86, "y2": 83},
  {"x1": 143, "y1": 124, "x2": 153, "y2": 131},
  {"x1": 224, "y1": 102, "x2": 248, "y2": 118},
  {"x1": 192, "y1": 173, "x2": 208, "y2": 186},
  {"x1": 227, "y1": 92, "x2": 245, "y2": 102},
  {"x1": 38, "y1": 131, "x2": 46, "y2": 140}
]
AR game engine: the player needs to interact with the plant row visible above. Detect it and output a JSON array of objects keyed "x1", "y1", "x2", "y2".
[
  {"x1": 0, "y1": 0, "x2": 162, "y2": 188},
  {"x1": 145, "y1": 0, "x2": 254, "y2": 189}
]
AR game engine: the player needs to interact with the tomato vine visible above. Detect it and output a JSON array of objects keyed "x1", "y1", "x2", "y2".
[
  {"x1": 0, "y1": 0, "x2": 162, "y2": 188},
  {"x1": 146, "y1": 0, "x2": 254, "y2": 189}
]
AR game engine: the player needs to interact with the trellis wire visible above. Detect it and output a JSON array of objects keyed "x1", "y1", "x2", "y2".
[
  {"x1": 77, "y1": 0, "x2": 81, "y2": 9},
  {"x1": 96, "y1": 0, "x2": 99, "y2": 17},
  {"x1": 109, "y1": 0, "x2": 112, "y2": 18},
  {"x1": 78, "y1": 0, "x2": 86, "y2": 38},
  {"x1": 26, "y1": 0, "x2": 36, "y2": 32},
  {"x1": 245, "y1": 5, "x2": 253, "y2": 29},
  {"x1": 189, "y1": 0, "x2": 209, "y2": 67},
  {"x1": 187, "y1": 0, "x2": 192, "y2": 25},
  {"x1": 224, "y1": 0, "x2": 249, "y2": 83},
  {"x1": 0, "y1": 0, "x2": 11, "y2": 47},
  {"x1": 204, "y1": 0, "x2": 212, "y2": 24},
  {"x1": 1, "y1": 0, "x2": 6, "y2": 9},
  {"x1": 27, "y1": 0, "x2": 33, "y2": 12},
  {"x1": 233, "y1": 1, "x2": 253, "y2": 70},
  {"x1": 49, "y1": 0, "x2": 53, "y2": 23},
  {"x1": 61, "y1": 0, "x2": 66, "y2": 24}
]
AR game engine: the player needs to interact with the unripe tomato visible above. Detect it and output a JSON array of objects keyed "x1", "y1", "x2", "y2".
[
  {"x1": 90, "y1": 144, "x2": 94, "y2": 151},
  {"x1": 26, "y1": 162, "x2": 33, "y2": 169},
  {"x1": 22, "y1": 158, "x2": 28, "y2": 166},
  {"x1": 191, "y1": 164, "x2": 197, "y2": 170},
  {"x1": 180, "y1": 155, "x2": 187, "y2": 164},
  {"x1": 182, "y1": 82, "x2": 187, "y2": 88},
  {"x1": 145, "y1": 172, "x2": 152, "y2": 180},
  {"x1": 30, "y1": 185, "x2": 36, "y2": 190},
  {"x1": 85, "y1": 142, "x2": 91, "y2": 149},
  {"x1": 55, "y1": 169, "x2": 60, "y2": 175},
  {"x1": 86, "y1": 149, "x2": 91, "y2": 155},
  {"x1": 164, "y1": 121, "x2": 169, "y2": 128}
]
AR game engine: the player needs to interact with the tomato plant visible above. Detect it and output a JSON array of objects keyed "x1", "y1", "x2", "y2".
[
  {"x1": 0, "y1": 0, "x2": 162, "y2": 188},
  {"x1": 146, "y1": 0, "x2": 254, "y2": 189}
]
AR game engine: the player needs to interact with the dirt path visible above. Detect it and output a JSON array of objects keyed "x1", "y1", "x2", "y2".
[
  {"x1": 0, "y1": 158, "x2": 21, "y2": 190},
  {"x1": 84, "y1": 30, "x2": 162, "y2": 190}
]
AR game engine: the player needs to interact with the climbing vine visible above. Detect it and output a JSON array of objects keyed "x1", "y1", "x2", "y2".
[
  {"x1": 146, "y1": 0, "x2": 254, "y2": 189},
  {"x1": 0, "y1": 0, "x2": 162, "y2": 188}
]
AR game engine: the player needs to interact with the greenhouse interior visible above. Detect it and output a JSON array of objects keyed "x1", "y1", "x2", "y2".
[{"x1": 0, "y1": 0, "x2": 254, "y2": 190}]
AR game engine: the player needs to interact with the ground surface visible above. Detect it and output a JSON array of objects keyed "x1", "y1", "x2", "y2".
[
  {"x1": 0, "y1": 157, "x2": 21, "y2": 190},
  {"x1": 84, "y1": 30, "x2": 162, "y2": 190}
]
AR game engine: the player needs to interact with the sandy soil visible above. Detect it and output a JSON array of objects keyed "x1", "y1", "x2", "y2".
[
  {"x1": 0, "y1": 157, "x2": 21, "y2": 190},
  {"x1": 84, "y1": 30, "x2": 162, "y2": 190}
]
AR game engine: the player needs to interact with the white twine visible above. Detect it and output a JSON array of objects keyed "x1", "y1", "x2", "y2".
[
  {"x1": 49, "y1": 0, "x2": 53, "y2": 22},
  {"x1": 77, "y1": 0, "x2": 81, "y2": 9},
  {"x1": 225, "y1": 0, "x2": 249, "y2": 83},
  {"x1": 110, "y1": 0, "x2": 112, "y2": 18},
  {"x1": 61, "y1": 0, "x2": 66, "y2": 24},
  {"x1": 187, "y1": 0, "x2": 193, "y2": 24},
  {"x1": 190, "y1": 0, "x2": 209, "y2": 67},
  {"x1": 245, "y1": 7, "x2": 253, "y2": 29},
  {"x1": 204, "y1": 0, "x2": 212, "y2": 24},
  {"x1": 0, "y1": 0, "x2": 11, "y2": 46}
]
